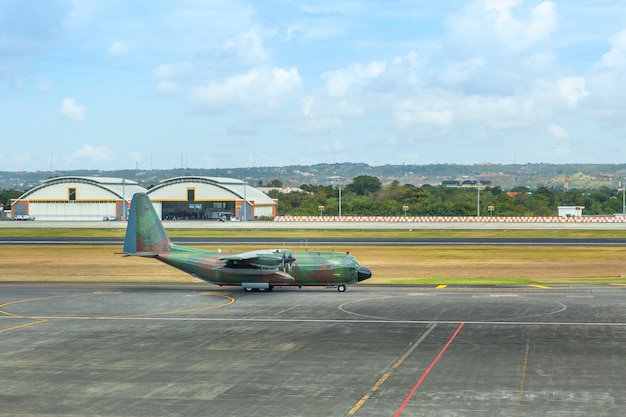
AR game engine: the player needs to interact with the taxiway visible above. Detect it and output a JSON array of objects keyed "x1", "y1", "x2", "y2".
[{"x1": 1, "y1": 283, "x2": 625, "y2": 416}]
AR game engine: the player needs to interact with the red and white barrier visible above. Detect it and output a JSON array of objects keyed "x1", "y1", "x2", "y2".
[{"x1": 274, "y1": 216, "x2": 626, "y2": 223}]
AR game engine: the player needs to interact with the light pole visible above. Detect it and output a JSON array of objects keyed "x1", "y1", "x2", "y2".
[
  {"x1": 243, "y1": 180, "x2": 247, "y2": 221},
  {"x1": 338, "y1": 178, "x2": 342, "y2": 217},
  {"x1": 477, "y1": 180, "x2": 480, "y2": 216},
  {"x1": 619, "y1": 181, "x2": 626, "y2": 216},
  {"x1": 122, "y1": 178, "x2": 127, "y2": 220},
  {"x1": 328, "y1": 176, "x2": 342, "y2": 216}
]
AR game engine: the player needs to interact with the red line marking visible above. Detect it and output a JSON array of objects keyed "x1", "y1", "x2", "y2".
[{"x1": 393, "y1": 322, "x2": 465, "y2": 417}]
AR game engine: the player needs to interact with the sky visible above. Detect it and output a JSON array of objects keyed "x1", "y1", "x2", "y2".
[{"x1": 2, "y1": 0, "x2": 626, "y2": 172}]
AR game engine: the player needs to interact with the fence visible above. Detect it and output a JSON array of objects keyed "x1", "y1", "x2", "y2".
[{"x1": 274, "y1": 216, "x2": 626, "y2": 223}]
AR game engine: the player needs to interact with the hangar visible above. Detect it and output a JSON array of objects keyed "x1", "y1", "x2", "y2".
[
  {"x1": 11, "y1": 176, "x2": 146, "y2": 221},
  {"x1": 147, "y1": 176, "x2": 277, "y2": 220},
  {"x1": 11, "y1": 175, "x2": 277, "y2": 221}
]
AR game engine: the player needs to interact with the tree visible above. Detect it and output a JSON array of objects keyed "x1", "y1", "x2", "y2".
[
  {"x1": 402, "y1": 186, "x2": 429, "y2": 205},
  {"x1": 345, "y1": 175, "x2": 382, "y2": 196},
  {"x1": 0, "y1": 189, "x2": 22, "y2": 206},
  {"x1": 347, "y1": 195, "x2": 375, "y2": 215},
  {"x1": 267, "y1": 189, "x2": 308, "y2": 216}
]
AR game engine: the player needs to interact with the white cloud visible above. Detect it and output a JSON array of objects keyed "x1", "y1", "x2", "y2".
[
  {"x1": 586, "y1": 30, "x2": 626, "y2": 111},
  {"x1": 37, "y1": 79, "x2": 54, "y2": 93},
  {"x1": 156, "y1": 80, "x2": 180, "y2": 96},
  {"x1": 323, "y1": 61, "x2": 386, "y2": 97},
  {"x1": 439, "y1": 58, "x2": 486, "y2": 84},
  {"x1": 190, "y1": 69, "x2": 259, "y2": 113},
  {"x1": 599, "y1": 30, "x2": 626, "y2": 69},
  {"x1": 301, "y1": 96, "x2": 314, "y2": 117},
  {"x1": 267, "y1": 67, "x2": 302, "y2": 97},
  {"x1": 224, "y1": 28, "x2": 269, "y2": 64},
  {"x1": 296, "y1": 117, "x2": 343, "y2": 135},
  {"x1": 547, "y1": 123, "x2": 569, "y2": 139},
  {"x1": 107, "y1": 41, "x2": 131, "y2": 56},
  {"x1": 520, "y1": 1, "x2": 558, "y2": 50},
  {"x1": 153, "y1": 62, "x2": 194, "y2": 80},
  {"x1": 58, "y1": 98, "x2": 86, "y2": 121},
  {"x1": 393, "y1": 99, "x2": 453, "y2": 129},
  {"x1": 282, "y1": 25, "x2": 303, "y2": 42},
  {"x1": 556, "y1": 76, "x2": 589, "y2": 108},
  {"x1": 72, "y1": 144, "x2": 112, "y2": 161},
  {"x1": 520, "y1": 76, "x2": 589, "y2": 114},
  {"x1": 189, "y1": 66, "x2": 302, "y2": 114},
  {"x1": 63, "y1": 0, "x2": 105, "y2": 28},
  {"x1": 448, "y1": 0, "x2": 558, "y2": 54}
]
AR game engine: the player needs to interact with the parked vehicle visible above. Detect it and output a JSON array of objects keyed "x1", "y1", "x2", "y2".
[{"x1": 13, "y1": 214, "x2": 35, "y2": 221}]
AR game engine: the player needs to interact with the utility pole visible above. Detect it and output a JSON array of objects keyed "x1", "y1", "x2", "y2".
[
  {"x1": 328, "y1": 176, "x2": 342, "y2": 216},
  {"x1": 619, "y1": 181, "x2": 626, "y2": 216},
  {"x1": 338, "y1": 178, "x2": 342, "y2": 217},
  {"x1": 243, "y1": 181, "x2": 247, "y2": 221},
  {"x1": 477, "y1": 181, "x2": 480, "y2": 216},
  {"x1": 122, "y1": 178, "x2": 127, "y2": 220}
]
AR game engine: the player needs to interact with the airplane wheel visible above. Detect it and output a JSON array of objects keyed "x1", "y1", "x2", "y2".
[
  {"x1": 268, "y1": 285, "x2": 274, "y2": 292},
  {"x1": 337, "y1": 284, "x2": 346, "y2": 292}
]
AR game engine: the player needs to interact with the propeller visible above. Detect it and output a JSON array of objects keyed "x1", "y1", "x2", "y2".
[{"x1": 281, "y1": 253, "x2": 296, "y2": 269}]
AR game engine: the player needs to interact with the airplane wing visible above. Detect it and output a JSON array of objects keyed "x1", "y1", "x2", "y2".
[
  {"x1": 219, "y1": 249, "x2": 286, "y2": 263},
  {"x1": 218, "y1": 249, "x2": 296, "y2": 280}
]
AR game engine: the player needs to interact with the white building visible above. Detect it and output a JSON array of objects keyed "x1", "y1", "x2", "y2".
[
  {"x1": 11, "y1": 177, "x2": 146, "y2": 221},
  {"x1": 147, "y1": 176, "x2": 277, "y2": 220},
  {"x1": 557, "y1": 206, "x2": 585, "y2": 217}
]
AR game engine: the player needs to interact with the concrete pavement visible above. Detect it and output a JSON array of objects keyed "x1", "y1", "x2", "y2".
[{"x1": 1, "y1": 283, "x2": 625, "y2": 416}]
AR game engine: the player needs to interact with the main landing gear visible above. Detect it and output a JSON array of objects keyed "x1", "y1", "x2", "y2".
[{"x1": 243, "y1": 285, "x2": 273, "y2": 292}]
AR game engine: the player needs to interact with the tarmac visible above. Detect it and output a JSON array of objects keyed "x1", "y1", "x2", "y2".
[{"x1": 1, "y1": 283, "x2": 626, "y2": 417}]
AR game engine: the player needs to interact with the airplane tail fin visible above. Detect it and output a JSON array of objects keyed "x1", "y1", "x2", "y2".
[{"x1": 123, "y1": 193, "x2": 171, "y2": 255}]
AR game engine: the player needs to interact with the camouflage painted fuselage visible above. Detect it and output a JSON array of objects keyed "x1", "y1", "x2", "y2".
[
  {"x1": 158, "y1": 246, "x2": 365, "y2": 286},
  {"x1": 122, "y1": 193, "x2": 372, "y2": 289}
]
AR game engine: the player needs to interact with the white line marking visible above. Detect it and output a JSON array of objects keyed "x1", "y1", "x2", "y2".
[{"x1": 19, "y1": 316, "x2": 626, "y2": 326}]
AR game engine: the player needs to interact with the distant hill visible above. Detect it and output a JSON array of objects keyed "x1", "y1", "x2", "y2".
[{"x1": 2, "y1": 163, "x2": 626, "y2": 192}]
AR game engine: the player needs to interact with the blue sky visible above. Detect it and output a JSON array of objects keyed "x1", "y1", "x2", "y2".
[{"x1": 2, "y1": 1, "x2": 626, "y2": 172}]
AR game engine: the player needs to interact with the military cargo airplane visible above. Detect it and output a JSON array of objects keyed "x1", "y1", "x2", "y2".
[{"x1": 121, "y1": 193, "x2": 372, "y2": 292}]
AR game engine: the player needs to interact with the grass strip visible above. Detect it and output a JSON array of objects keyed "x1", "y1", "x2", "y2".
[
  {"x1": 2, "y1": 244, "x2": 625, "y2": 286},
  {"x1": 2, "y1": 227, "x2": 626, "y2": 239}
]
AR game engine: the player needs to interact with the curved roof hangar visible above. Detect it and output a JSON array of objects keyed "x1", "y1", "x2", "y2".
[
  {"x1": 12, "y1": 176, "x2": 146, "y2": 221},
  {"x1": 147, "y1": 176, "x2": 277, "y2": 220}
]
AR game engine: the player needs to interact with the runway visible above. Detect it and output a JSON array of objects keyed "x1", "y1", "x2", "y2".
[
  {"x1": 1, "y1": 283, "x2": 626, "y2": 416},
  {"x1": 4, "y1": 236, "x2": 626, "y2": 246}
]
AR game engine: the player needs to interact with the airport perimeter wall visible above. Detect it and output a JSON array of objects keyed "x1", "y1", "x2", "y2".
[{"x1": 275, "y1": 216, "x2": 626, "y2": 223}]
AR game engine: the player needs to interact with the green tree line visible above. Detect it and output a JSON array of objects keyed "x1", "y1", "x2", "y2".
[
  {"x1": 266, "y1": 175, "x2": 626, "y2": 217},
  {"x1": 0, "y1": 189, "x2": 22, "y2": 207}
]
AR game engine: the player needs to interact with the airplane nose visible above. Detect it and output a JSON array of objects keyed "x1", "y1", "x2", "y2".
[{"x1": 357, "y1": 266, "x2": 372, "y2": 282}]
